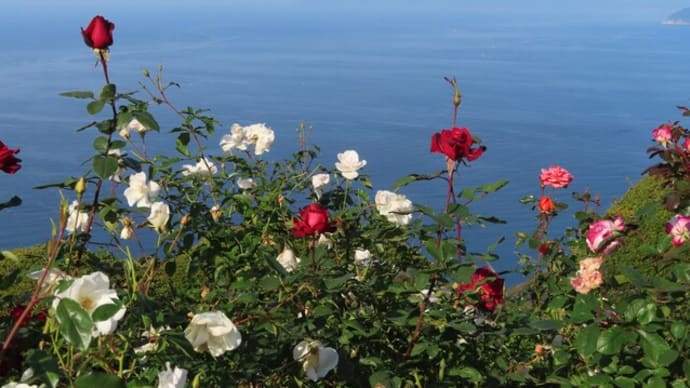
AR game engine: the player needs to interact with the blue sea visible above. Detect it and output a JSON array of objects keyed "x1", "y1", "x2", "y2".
[{"x1": 1, "y1": 2, "x2": 690, "y2": 281}]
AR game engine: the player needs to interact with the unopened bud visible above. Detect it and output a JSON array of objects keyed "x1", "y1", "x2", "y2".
[
  {"x1": 75, "y1": 177, "x2": 86, "y2": 198},
  {"x1": 454, "y1": 88, "x2": 462, "y2": 108},
  {"x1": 143, "y1": 68, "x2": 150, "y2": 77},
  {"x1": 180, "y1": 214, "x2": 191, "y2": 227},
  {"x1": 210, "y1": 205, "x2": 222, "y2": 222}
]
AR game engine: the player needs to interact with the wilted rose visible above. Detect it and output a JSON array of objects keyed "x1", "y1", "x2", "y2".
[
  {"x1": 0, "y1": 141, "x2": 22, "y2": 174},
  {"x1": 81, "y1": 16, "x2": 115, "y2": 49},
  {"x1": 430, "y1": 127, "x2": 485, "y2": 162},
  {"x1": 292, "y1": 204, "x2": 333, "y2": 237},
  {"x1": 456, "y1": 266, "x2": 504, "y2": 312}
]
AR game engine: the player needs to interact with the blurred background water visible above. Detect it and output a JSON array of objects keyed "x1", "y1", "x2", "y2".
[{"x1": 1, "y1": 1, "x2": 690, "y2": 283}]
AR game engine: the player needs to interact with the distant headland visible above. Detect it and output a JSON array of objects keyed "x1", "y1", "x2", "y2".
[{"x1": 662, "y1": 8, "x2": 690, "y2": 25}]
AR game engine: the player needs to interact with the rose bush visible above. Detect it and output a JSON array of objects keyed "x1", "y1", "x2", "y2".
[{"x1": 1, "y1": 14, "x2": 689, "y2": 388}]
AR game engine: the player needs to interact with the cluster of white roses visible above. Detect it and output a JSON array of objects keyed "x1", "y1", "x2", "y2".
[
  {"x1": 219, "y1": 123, "x2": 275, "y2": 155},
  {"x1": 122, "y1": 171, "x2": 170, "y2": 236}
]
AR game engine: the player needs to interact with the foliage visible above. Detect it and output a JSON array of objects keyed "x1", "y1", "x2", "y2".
[{"x1": 1, "y1": 16, "x2": 690, "y2": 388}]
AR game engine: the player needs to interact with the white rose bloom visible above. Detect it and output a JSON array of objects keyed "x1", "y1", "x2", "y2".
[
  {"x1": 335, "y1": 150, "x2": 366, "y2": 180},
  {"x1": 237, "y1": 177, "x2": 255, "y2": 190},
  {"x1": 1, "y1": 382, "x2": 38, "y2": 388},
  {"x1": 127, "y1": 118, "x2": 148, "y2": 133},
  {"x1": 181, "y1": 157, "x2": 217, "y2": 176},
  {"x1": 134, "y1": 325, "x2": 170, "y2": 354},
  {"x1": 276, "y1": 248, "x2": 300, "y2": 272},
  {"x1": 123, "y1": 172, "x2": 160, "y2": 208},
  {"x1": 354, "y1": 249, "x2": 372, "y2": 266},
  {"x1": 184, "y1": 311, "x2": 242, "y2": 357},
  {"x1": 27, "y1": 268, "x2": 70, "y2": 293},
  {"x1": 219, "y1": 123, "x2": 248, "y2": 154},
  {"x1": 292, "y1": 340, "x2": 339, "y2": 382},
  {"x1": 52, "y1": 271, "x2": 126, "y2": 337},
  {"x1": 244, "y1": 123, "x2": 275, "y2": 155},
  {"x1": 311, "y1": 173, "x2": 330, "y2": 199},
  {"x1": 65, "y1": 200, "x2": 89, "y2": 234},
  {"x1": 375, "y1": 190, "x2": 413, "y2": 226},
  {"x1": 148, "y1": 202, "x2": 170, "y2": 232},
  {"x1": 108, "y1": 149, "x2": 125, "y2": 183},
  {"x1": 316, "y1": 234, "x2": 334, "y2": 249},
  {"x1": 157, "y1": 362, "x2": 188, "y2": 388}
]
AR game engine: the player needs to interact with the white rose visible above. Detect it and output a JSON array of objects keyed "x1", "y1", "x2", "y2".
[
  {"x1": 244, "y1": 123, "x2": 275, "y2": 155},
  {"x1": 317, "y1": 234, "x2": 333, "y2": 250},
  {"x1": 375, "y1": 190, "x2": 413, "y2": 226},
  {"x1": 157, "y1": 362, "x2": 188, "y2": 388},
  {"x1": 219, "y1": 123, "x2": 248, "y2": 154},
  {"x1": 311, "y1": 173, "x2": 330, "y2": 199},
  {"x1": 184, "y1": 311, "x2": 242, "y2": 357},
  {"x1": 354, "y1": 249, "x2": 372, "y2": 266},
  {"x1": 181, "y1": 157, "x2": 217, "y2": 176},
  {"x1": 27, "y1": 268, "x2": 70, "y2": 293},
  {"x1": 52, "y1": 271, "x2": 126, "y2": 337},
  {"x1": 123, "y1": 171, "x2": 160, "y2": 208},
  {"x1": 276, "y1": 247, "x2": 300, "y2": 272},
  {"x1": 292, "y1": 340, "x2": 339, "y2": 382},
  {"x1": 127, "y1": 118, "x2": 148, "y2": 133},
  {"x1": 335, "y1": 150, "x2": 366, "y2": 180},
  {"x1": 147, "y1": 202, "x2": 170, "y2": 232},
  {"x1": 65, "y1": 200, "x2": 89, "y2": 234},
  {"x1": 237, "y1": 177, "x2": 255, "y2": 189}
]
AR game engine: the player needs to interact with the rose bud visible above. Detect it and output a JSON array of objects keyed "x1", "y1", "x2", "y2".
[{"x1": 81, "y1": 16, "x2": 115, "y2": 50}]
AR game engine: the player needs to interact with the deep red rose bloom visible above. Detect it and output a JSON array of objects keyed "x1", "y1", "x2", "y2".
[
  {"x1": 0, "y1": 141, "x2": 21, "y2": 174},
  {"x1": 81, "y1": 16, "x2": 115, "y2": 49},
  {"x1": 456, "y1": 266, "x2": 504, "y2": 312},
  {"x1": 430, "y1": 127, "x2": 485, "y2": 162},
  {"x1": 538, "y1": 195, "x2": 555, "y2": 213},
  {"x1": 292, "y1": 204, "x2": 333, "y2": 237}
]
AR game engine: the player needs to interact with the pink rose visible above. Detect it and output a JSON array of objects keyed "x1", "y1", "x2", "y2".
[
  {"x1": 586, "y1": 217, "x2": 625, "y2": 254},
  {"x1": 665, "y1": 214, "x2": 690, "y2": 247},
  {"x1": 292, "y1": 204, "x2": 333, "y2": 238},
  {"x1": 652, "y1": 124, "x2": 672, "y2": 147},
  {"x1": 570, "y1": 256, "x2": 604, "y2": 294},
  {"x1": 539, "y1": 166, "x2": 573, "y2": 189}
]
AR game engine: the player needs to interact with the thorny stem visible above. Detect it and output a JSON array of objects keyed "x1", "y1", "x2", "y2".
[
  {"x1": 403, "y1": 276, "x2": 438, "y2": 358},
  {"x1": 0, "y1": 223, "x2": 67, "y2": 365}
]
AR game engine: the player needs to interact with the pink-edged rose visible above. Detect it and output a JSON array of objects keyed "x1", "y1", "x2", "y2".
[
  {"x1": 570, "y1": 256, "x2": 604, "y2": 294},
  {"x1": 652, "y1": 124, "x2": 672, "y2": 147},
  {"x1": 292, "y1": 204, "x2": 333, "y2": 238},
  {"x1": 665, "y1": 214, "x2": 690, "y2": 247},
  {"x1": 81, "y1": 16, "x2": 115, "y2": 49},
  {"x1": 683, "y1": 138, "x2": 690, "y2": 152},
  {"x1": 430, "y1": 127, "x2": 485, "y2": 162},
  {"x1": 539, "y1": 166, "x2": 573, "y2": 189},
  {"x1": 0, "y1": 141, "x2": 21, "y2": 174},
  {"x1": 586, "y1": 216, "x2": 625, "y2": 254},
  {"x1": 456, "y1": 266, "x2": 504, "y2": 312}
]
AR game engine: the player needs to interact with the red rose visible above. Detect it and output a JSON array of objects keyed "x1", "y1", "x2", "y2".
[
  {"x1": 0, "y1": 141, "x2": 21, "y2": 174},
  {"x1": 81, "y1": 16, "x2": 115, "y2": 49},
  {"x1": 456, "y1": 266, "x2": 504, "y2": 312},
  {"x1": 292, "y1": 204, "x2": 333, "y2": 237},
  {"x1": 538, "y1": 195, "x2": 555, "y2": 213},
  {"x1": 430, "y1": 127, "x2": 485, "y2": 162}
]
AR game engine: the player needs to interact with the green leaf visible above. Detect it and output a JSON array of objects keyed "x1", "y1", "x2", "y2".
[
  {"x1": 596, "y1": 326, "x2": 629, "y2": 355},
  {"x1": 323, "y1": 273, "x2": 352, "y2": 291},
  {"x1": 0, "y1": 195, "x2": 22, "y2": 211},
  {"x1": 75, "y1": 372, "x2": 126, "y2": 388},
  {"x1": 60, "y1": 90, "x2": 95, "y2": 99},
  {"x1": 92, "y1": 302, "x2": 121, "y2": 322},
  {"x1": 93, "y1": 155, "x2": 119, "y2": 179},
  {"x1": 93, "y1": 136, "x2": 109, "y2": 153},
  {"x1": 529, "y1": 320, "x2": 563, "y2": 331},
  {"x1": 624, "y1": 299, "x2": 657, "y2": 324},
  {"x1": 134, "y1": 111, "x2": 160, "y2": 131},
  {"x1": 574, "y1": 324, "x2": 599, "y2": 358},
  {"x1": 56, "y1": 298, "x2": 94, "y2": 351},
  {"x1": 259, "y1": 276, "x2": 281, "y2": 291},
  {"x1": 87, "y1": 100, "x2": 105, "y2": 115},
  {"x1": 176, "y1": 133, "x2": 191, "y2": 157},
  {"x1": 99, "y1": 84, "x2": 116, "y2": 101},
  {"x1": 26, "y1": 349, "x2": 60, "y2": 388},
  {"x1": 476, "y1": 179, "x2": 509, "y2": 194},
  {"x1": 638, "y1": 330, "x2": 679, "y2": 367}
]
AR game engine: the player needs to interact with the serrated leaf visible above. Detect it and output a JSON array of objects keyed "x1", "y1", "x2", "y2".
[
  {"x1": 92, "y1": 302, "x2": 121, "y2": 322},
  {"x1": 56, "y1": 298, "x2": 94, "y2": 351},
  {"x1": 75, "y1": 372, "x2": 126, "y2": 388},
  {"x1": 87, "y1": 100, "x2": 105, "y2": 115},
  {"x1": 575, "y1": 324, "x2": 599, "y2": 358},
  {"x1": 60, "y1": 90, "x2": 95, "y2": 99},
  {"x1": 93, "y1": 155, "x2": 119, "y2": 179},
  {"x1": 596, "y1": 326, "x2": 628, "y2": 355}
]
